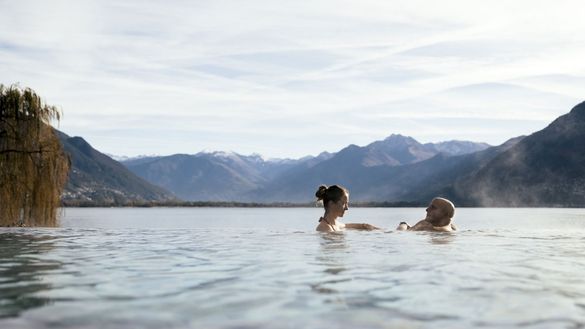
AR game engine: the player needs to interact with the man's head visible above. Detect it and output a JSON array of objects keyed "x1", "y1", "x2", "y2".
[{"x1": 425, "y1": 197, "x2": 455, "y2": 227}]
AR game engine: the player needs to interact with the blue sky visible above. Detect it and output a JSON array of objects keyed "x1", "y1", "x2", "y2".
[{"x1": 2, "y1": 0, "x2": 584, "y2": 159}]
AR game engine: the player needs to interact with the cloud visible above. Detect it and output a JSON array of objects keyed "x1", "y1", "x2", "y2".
[{"x1": 1, "y1": 0, "x2": 585, "y2": 158}]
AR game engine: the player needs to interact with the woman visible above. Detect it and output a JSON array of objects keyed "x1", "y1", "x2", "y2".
[{"x1": 315, "y1": 185, "x2": 381, "y2": 232}]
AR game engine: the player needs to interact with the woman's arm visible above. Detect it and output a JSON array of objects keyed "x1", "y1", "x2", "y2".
[{"x1": 344, "y1": 223, "x2": 381, "y2": 230}]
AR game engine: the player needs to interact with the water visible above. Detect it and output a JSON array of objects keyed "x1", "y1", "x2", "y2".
[{"x1": 1, "y1": 207, "x2": 585, "y2": 328}]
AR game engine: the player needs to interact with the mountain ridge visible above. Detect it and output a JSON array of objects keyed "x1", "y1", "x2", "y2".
[
  {"x1": 122, "y1": 135, "x2": 491, "y2": 202},
  {"x1": 57, "y1": 131, "x2": 177, "y2": 205},
  {"x1": 62, "y1": 101, "x2": 585, "y2": 206},
  {"x1": 447, "y1": 101, "x2": 585, "y2": 206}
]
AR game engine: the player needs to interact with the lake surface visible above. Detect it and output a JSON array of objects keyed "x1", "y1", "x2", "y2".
[{"x1": 1, "y1": 207, "x2": 585, "y2": 328}]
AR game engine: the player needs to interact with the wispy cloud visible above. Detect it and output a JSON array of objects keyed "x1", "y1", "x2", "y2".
[{"x1": 1, "y1": 0, "x2": 584, "y2": 158}]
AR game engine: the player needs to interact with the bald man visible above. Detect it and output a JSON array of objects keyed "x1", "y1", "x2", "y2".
[{"x1": 397, "y1": 197, "x2": 457, "y2": 232}]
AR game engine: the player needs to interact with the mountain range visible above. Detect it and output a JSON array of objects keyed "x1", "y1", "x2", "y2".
[
  {"x1": 449, "y1": 101, "x2": 585, "y2": 206},
  {"x1": 59, "y1": 101, "x2": 585, "y2": 206},
  {"x1": 122, "y1": 136, "x2": 491, "y2": 202},
  {"x1": 57, "y1": 131, "x2": 176, "y2": 206}
]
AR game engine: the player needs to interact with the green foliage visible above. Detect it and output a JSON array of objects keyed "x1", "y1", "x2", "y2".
[{"x1": 0, "y1": 84, "x2": 69, "y2": 226}]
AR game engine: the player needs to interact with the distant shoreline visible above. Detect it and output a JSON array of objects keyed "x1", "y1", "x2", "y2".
[
  {"x1": 60, "y1": 200, "x2": 425, "y2": 208},
  {"x1": 60, "y1": 201, "x2": 585, "y2": 208}
]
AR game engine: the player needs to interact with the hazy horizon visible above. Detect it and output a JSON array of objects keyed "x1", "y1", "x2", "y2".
[{"x1": 2, "y1": 0, "x2": 584, "y2": 158}]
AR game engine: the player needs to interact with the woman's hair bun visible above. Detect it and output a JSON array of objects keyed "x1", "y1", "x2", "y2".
[{"x1": 315, "y1": 185, "x2": 328, "y2": 200}]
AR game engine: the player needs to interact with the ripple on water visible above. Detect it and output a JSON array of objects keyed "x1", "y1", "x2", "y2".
[{"x1": 2, "y1": 217, "x2": 585, "y2": 328}]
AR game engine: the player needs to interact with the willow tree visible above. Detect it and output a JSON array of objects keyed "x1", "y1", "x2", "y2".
[{"x1": 0, "y1": 84, "x2": 69, "y2": 226}]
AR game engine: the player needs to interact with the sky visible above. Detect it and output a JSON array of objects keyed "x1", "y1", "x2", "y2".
[{"x1": 2, "y1": 0, "x2": 585, "y2": 159}]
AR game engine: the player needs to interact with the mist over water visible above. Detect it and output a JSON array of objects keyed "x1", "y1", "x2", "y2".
[{"x1": 1, "y1": 207, "x2": 585, "y2": 328}]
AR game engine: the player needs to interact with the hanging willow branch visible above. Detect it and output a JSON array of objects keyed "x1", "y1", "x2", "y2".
[{"x1": 0, "y1": 84, "x2": 69, "y2": 227}]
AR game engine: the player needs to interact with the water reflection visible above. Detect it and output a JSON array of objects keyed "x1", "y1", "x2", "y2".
[
  {"x1": 317, "y1": 232, "x2": 348, "y2": 268},
  {"x1": 311, "y1": 233, "x2": 350, "y2": 297},
  {"x1": 428, "y1": 232, "x2": 456, "y2": 245},
  {"x1": 318, "y1": 232, "x2": 348, "y2": 252},
  {"x1": 0, "y1": 231, "x2": 61, "y2": 318}
]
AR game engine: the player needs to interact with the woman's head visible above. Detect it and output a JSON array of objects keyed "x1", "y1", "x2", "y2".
[{"x1": 315, "y1": 185, "x2": 349, "y2": 217}]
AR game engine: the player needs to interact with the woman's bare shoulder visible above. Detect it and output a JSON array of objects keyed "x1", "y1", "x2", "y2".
[{"x1": 316, "y1": 221, "x2": 334, "y2": 232}]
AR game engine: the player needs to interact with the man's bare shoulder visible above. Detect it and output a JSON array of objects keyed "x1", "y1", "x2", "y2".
[
  {"x1": 409, "y1": 220, "x2": 456, "y2": 232},
  {"x1": 409, "y1": 220, "x2": 433, "y2": 231}
]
